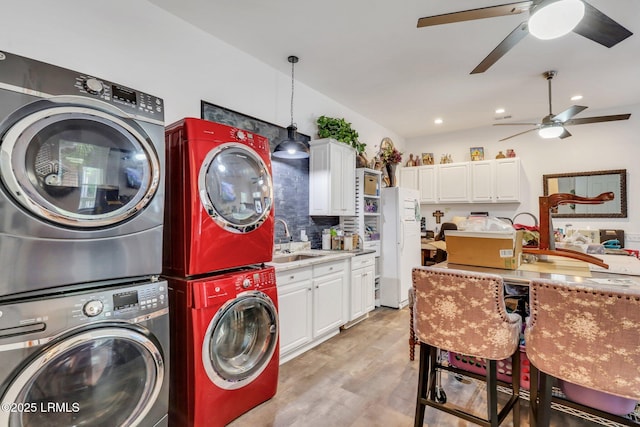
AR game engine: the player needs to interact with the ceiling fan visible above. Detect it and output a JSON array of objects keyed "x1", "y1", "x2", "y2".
[
  {"x1": 495, "y1": 70, "x2": 631, "y2": 141},
  {"x1": 416, "y1": 0, "x2": 633, "y2": 74}
]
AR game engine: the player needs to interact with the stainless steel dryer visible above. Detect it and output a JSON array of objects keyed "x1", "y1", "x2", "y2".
[
  {"x1": 0, "y1": 278, "x2": 169, "y2": 427},
  {"x1": 0, "y1": 50, "x2": 164, "y2": 296}
]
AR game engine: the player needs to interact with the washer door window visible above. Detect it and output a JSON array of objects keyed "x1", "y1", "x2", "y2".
[
  {"x1": 0, "y1": 100, "x2": 160, "y2": 228},
  {"x1": 198, "y1": 143, "x2": 273, "y2": 234},
  {"x1": 0, "y1": 326, "x2": 164, "y2": 427},
  {"x1": 202, "y1": 292, "x2": 278, "y2": 390}
]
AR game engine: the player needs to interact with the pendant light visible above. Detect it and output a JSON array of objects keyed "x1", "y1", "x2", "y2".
[
  {"x1": 273, "y1": 55, "x2": 309, "y2": 159},
  {"x1": 528, "y1": 0, "x2": 585, "y2": 40}
]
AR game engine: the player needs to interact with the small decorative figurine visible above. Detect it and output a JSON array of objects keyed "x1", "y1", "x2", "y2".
[
  {"x1": 506, "y1": 149, "x2": 516, "y2": 158},
  {"x1": 406, "y1": 154, "x2": 416, "y2": 167},
  {"x1": 496, "y1": 151, "x2": 506, "y2": 159}
]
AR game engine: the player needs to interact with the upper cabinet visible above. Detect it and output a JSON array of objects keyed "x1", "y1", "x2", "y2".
[
  {"x1": 400, "y1": 158, "x2": 521, "y2": 204},
  {"x1": 438, "y1": 162, "x2": 470, "y2": 203},
  {"x1": 493, "y1": 158, "x2": 521, "y2": 202},
  {"x1": 309, "y1": 138, "x2": 356, "y2": 216}
]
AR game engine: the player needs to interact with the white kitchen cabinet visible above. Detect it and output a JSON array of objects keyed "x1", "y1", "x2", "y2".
[
  {"x1": 312, "y1": 259, "x2": 347, "y2": 337},
  {"x1": 349, "y1": 253, "x2": 375, "y2": 322},
  {"x1": 309, "y1": 138, "x2": 355, "y2": 216},
  {"x1": 470, "y1": 158, "x2": 521, "y2": 203},
  {"x1": 277, "y1": 267, "x2": 313, "y2": 360},
  {"x1": 277, "y1": 257, "x2": 348, "y2": 364},
  {"x1": 399, "y1": 167, "x2": 418, "y2": 190},
  {"x1": 494, "y1": 158, "x2": 521, "y2": 202},
  {"x1": 418, "y1": 165, "x2": 437, "y2": 203},
  {"x1": 470, "y1": 160, "x2": 494, "y2": 202},
  {"x1": 438, "y1": 162, "x2": 470, "y2": 202}
]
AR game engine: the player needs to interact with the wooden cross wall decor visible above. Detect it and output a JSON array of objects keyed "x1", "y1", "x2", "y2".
[{"x1": 432, "y1": 210, "x2": 444, "y2": 224}]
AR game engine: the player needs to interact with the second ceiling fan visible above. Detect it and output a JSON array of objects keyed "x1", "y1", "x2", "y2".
[
  {"x1": 417, "y1": 0, "x2": 633, "y2": 74},
  {"x1": 495, "y1": 70, "x2": 631, "y2": 141}
]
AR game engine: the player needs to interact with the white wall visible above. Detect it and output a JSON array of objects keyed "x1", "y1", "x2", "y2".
[
  {"x1": 0, "y1": 0, "x2": 402, "y2": 159},
  {"x1": 405, "y1": 103, "x2": 640, "y2": 249}
]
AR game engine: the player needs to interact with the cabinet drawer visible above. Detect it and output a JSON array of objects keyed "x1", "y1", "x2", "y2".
[
  {"x1": 276, "y1": 267, "x2": 312, "y2": 286},
  {"x1": 351, "y1": 255, "x2": 375, "y2": 270},
  {"x1": 313, "y1": 259, "x2": 346, "y2": 277}
]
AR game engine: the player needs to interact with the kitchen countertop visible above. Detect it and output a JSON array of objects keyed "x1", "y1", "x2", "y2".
[{"x1": 267, "y1": 249, "x2": 376, "y2": 272}]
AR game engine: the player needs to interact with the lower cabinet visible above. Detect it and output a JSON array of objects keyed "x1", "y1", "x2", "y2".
[
  {"x1": 277, "y1": 258, "x2": 348, "y2": 364},
  {"x1": 349, "y1": 254, "x2": 376, "y2": 322},
  {"x1": 277, "y1": 267, "x2": 313, "y2": 358}
]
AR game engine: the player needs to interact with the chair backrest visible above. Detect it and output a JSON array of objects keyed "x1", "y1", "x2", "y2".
[
  {"x1": 525, "y1": 279, "x2": 640, "y2": 400},
  {"x1": 412, "y1": 266, "x2": 521, "y2": 360}
]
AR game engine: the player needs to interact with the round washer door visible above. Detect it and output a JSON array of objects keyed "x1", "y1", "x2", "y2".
[
  {"x1": 0, "y1": 325, "x2": 165, "y2": 427},
  {"x1": 202, "y1": 291, "x2": 278, "y2": 390},
  {"x1": 0, "y1": 97, "x2": 160, "y2": 228},
  {"x1": 198, "y1": 143, "x2": 273, "y2": 234}
]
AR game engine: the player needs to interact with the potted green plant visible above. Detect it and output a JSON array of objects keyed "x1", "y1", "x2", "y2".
[{"x1": 316, "y1": 116, "x2": 368, "y2": 166}]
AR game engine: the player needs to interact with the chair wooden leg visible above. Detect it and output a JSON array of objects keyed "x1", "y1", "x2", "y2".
[
  {"x1": 486, "y1": 359, "x2": 499, "y2": 427},
  {"x1": 537, "y1": 372, "x2": 553, "y2": 427},
  {"x1": 409, "y1": 304, "x2": 416, "y2": 361},
  {"x1": 511, "y1": 349, "x2": 521, "y2": 427},
  {"x1": 414, "y1": 343, "x2": 429, "y2": 426}
]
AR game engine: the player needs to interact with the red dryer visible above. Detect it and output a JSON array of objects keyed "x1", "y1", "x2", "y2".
[
  {"x1": 163, "y1": 118, "x2": 274, "y2": 276},
  {"x1": 167, "y1": 265, "x2": 279, "y2": 427}
]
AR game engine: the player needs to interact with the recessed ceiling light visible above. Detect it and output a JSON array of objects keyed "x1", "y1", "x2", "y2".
[
  {"x1": 495, "y1": 108, "x2": 505, "y2": 114},
  {"x1": 434, "y1": 118, "x2": 443, "y2": 124},
  {"x1": 571, "y1": 95, "x2": 583, "y2": 101}
]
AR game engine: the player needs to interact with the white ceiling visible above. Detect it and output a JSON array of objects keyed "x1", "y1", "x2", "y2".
[{"x1": 149, "y1": 0, "x2": 639, "y2": 139}]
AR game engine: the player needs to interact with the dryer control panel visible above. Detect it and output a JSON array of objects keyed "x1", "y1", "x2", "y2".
[
  {"x1": 0, "y1": 50, "x2": 164, "y2": 123},
  {"x1": 0, "y1": 279, "x2": 169, "y2": 346}
]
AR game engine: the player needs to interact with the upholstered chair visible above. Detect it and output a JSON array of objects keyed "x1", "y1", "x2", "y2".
[
  {"x1": 412, "y1": 266, "x2": 522, "y2": 427},
  {"x1": 526, "y1": 279, "x2": 640, "y2": 427}
]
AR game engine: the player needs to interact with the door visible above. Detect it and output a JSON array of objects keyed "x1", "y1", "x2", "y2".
[
  {"x1": 0, "y1": 97, "x2": 161, "y2": 228},
  {"x1": 198, "y1": 143, "x2": 273, "y2": 233},
  {"x1": 202, "y1": 292, "x2": 278, "y2": 390},
  {"x1": 0, "y1": 325, "x2": 165, "y2": 427}
]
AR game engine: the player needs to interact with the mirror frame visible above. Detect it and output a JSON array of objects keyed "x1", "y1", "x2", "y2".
[{"x1": 543, "y1": 169, "x2": 627, "y2": 218}]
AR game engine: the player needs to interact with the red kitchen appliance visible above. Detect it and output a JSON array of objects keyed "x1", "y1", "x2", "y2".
[
  {"x1": 167, "y1": 265, "x2": 279, "y2": 427},
  {"x1": 163, "y1": 118, "x2": 274, "y2": 277}
]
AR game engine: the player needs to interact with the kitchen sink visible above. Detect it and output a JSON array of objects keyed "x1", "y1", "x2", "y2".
[{"x1": 271, "y1": 254, "x2": 322, "y2": 263}]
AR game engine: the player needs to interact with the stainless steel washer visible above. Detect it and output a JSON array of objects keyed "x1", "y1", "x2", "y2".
[
  {"x1": 0, "y1": 278, "x2": 170, "y2": 427},
  {"x1": 0, "y1": 50, "x2": 165, "y2": 296}
]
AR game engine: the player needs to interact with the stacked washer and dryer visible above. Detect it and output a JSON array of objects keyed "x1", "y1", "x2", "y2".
[
  {"x1": 0, "y1": 51, "x2": 170, "y2": 426},
  {"x1": 163, "y1": 118, "x2": 280, "y2": 427}
]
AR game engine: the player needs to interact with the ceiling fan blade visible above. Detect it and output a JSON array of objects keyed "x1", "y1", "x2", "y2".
[
  {"x1": 493, "y1": 122, "x2": 540, "y2": 126},
  {"x1": 573, "y1": 1, "x2": 633, "y2": 48},
  {"x1": 553, "y1": 105, "x2": 588, "y2": 122},
  {"x1": 558, "y1": 128, "x2": 572, "y2": 139},
  {"x1": 471, "y1": 21, "x2": 528, "y2": 74},
  {"x1": 564, "y1": 113, "x2": 631, "y2": 126},
  {"x1": 499, "y1": 127, "x2": 538, "y2": 142},
  {"x1": 417, "y1": 1, "x2": 531, "y2": 27}
]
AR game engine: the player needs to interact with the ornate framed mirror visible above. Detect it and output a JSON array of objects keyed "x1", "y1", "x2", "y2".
[{"x1": 543, "y1": 169, "x2": 627, "y2": 218}]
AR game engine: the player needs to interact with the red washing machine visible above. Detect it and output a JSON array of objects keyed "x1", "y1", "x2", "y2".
[
  {"x1": 163, "y1": 118, "x2": 274, "y2": 277},
  {"x1": 167, "y1": 265, "x2": 279, "y2": 427}
]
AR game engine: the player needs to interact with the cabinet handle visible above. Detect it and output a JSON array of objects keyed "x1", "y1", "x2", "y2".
[
  {"x1": 289, "y1": 275, "x2": 295, "y2": 280},
  {"x1": 329, "y1": 267, "x2": 333, "y2": 270},
  {"x1": 315, "y1": 285, "x2": 319, "y2": 289}
]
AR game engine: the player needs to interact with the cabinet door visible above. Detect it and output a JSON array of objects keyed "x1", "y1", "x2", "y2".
[
  {"x1": 340, "y1": 144, "x2": 356, "y2": 214},
  {"x1": 495, "y1": 158, "x2": 520, "y2": 202},
  {"x1": 470, "y1": 160, "x2": 494, "y2": 202},
  {"x1": 313, "y1": 273, "x2": 344, "y2": 337},
  {"x1": 399, "y1": 167, "x2": 418, "y2": 190},
  {"x1": 418, "y1": 166, "x2": 437, "y2": 203},
  {"x1": 350, "y1": 268, "x2": 365, "y2": 320},
  {"x1": 277, "y1": 279, "x2": 313, "y2": 357},
  {"x1": 363, "y1": 266, "x2": 376, "y2": 312},
  {"x1": 438, "y1": 162, "x2": 470, "y2": 202}
]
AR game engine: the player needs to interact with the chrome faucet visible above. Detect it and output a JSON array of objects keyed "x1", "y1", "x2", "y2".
[{"x1": 275, "y1": 218, "x2": 292, "y2": 253}]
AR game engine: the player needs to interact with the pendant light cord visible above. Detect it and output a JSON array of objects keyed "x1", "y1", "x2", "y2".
[{"x1": 288, "y1": 55, "x2": 299, "y2": 127}]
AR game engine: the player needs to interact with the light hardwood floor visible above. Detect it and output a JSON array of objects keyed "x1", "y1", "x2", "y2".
[{"x1": 230, "y1": 307, "x2": 605, "y2": 427}]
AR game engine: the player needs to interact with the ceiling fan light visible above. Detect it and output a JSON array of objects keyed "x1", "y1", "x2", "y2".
[
  {"x1": 529, "y1": 0, "x2": 585, "y2": 40},
  {"x1": 538, "y1": 124, "x2": 565, "y2": 139}
]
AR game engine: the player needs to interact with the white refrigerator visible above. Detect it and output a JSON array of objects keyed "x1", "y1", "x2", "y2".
[{"x1": 380, "y1": 187, "x2": 421, "y2": 308}]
